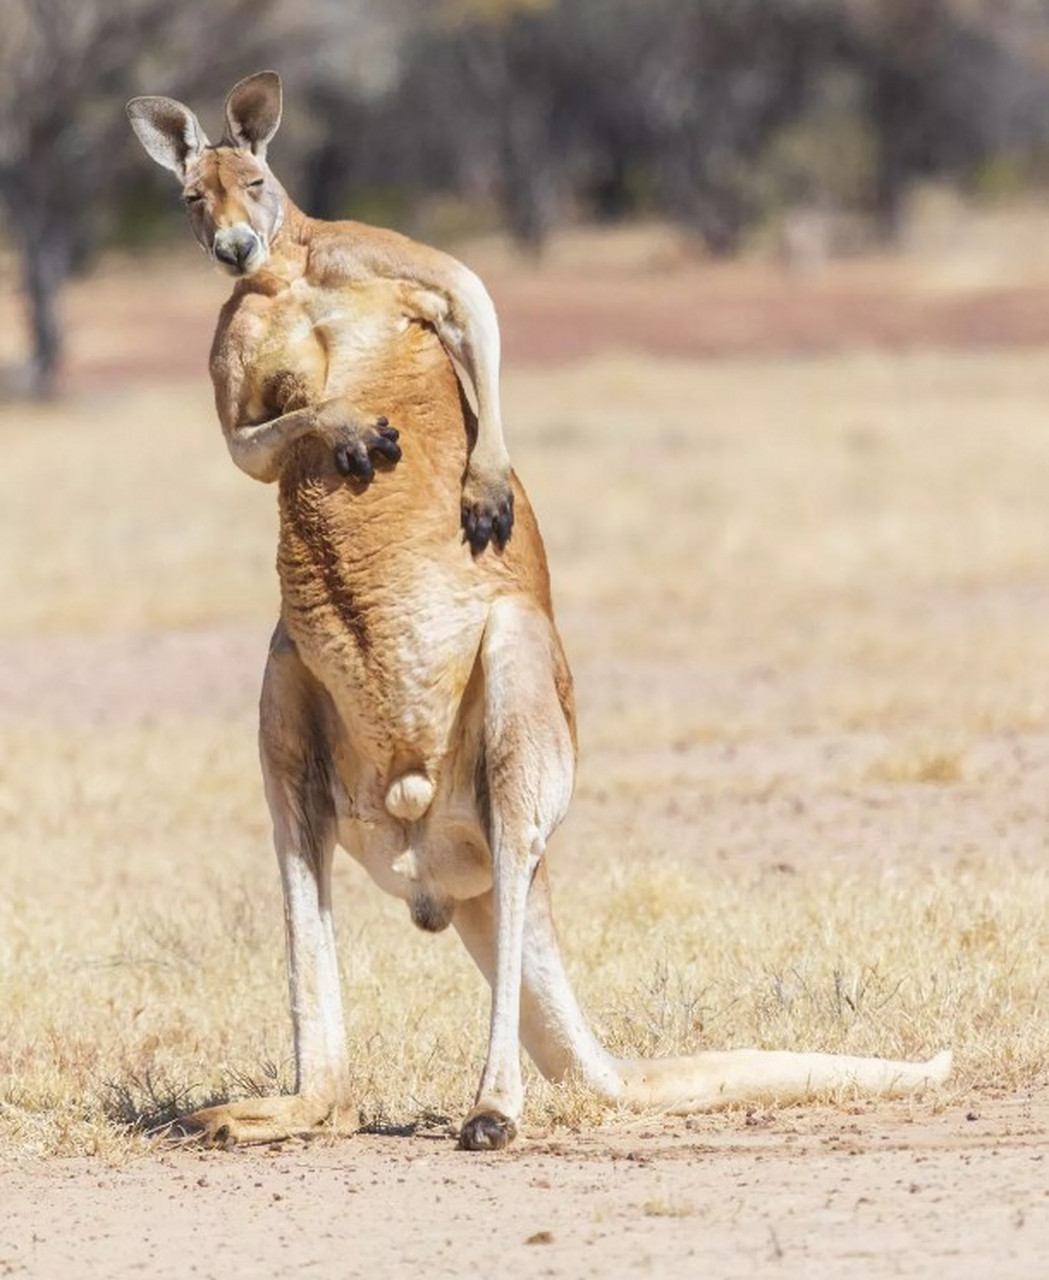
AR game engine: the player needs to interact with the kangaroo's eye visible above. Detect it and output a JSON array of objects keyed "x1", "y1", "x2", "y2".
[
  {"x1": 246, "y1": 178, "x2": 265, "y2": 189},
  {"x1": 183, "y1": 192, "x2": 204, "y2": 204}
]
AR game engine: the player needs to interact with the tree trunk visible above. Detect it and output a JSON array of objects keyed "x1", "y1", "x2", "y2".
[
  {"x1": 20, "y1": 226, "x2": 67, "y2": 398},
  {"x1": 660, "y1": 147, "x2": 747, "y2": 258},
  {"x1": 498, "y1": 99, "x2": 555, "y2": 256},
  {"x1": 870, "y1": 66, "x2": 922, "y2": 247}
]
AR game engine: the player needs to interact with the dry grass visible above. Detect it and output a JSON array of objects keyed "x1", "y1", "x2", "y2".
[
  {"x1": 2, "y1": 274, "x2": 1049, "y2": 1162},
  {"x1": 1, "y1": 712, "x2": 1045, "y2": 1162}
]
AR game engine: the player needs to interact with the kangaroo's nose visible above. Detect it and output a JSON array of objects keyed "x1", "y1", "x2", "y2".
[{"x1": 213, "y1": 227, "x2": 260, "y2": 272}]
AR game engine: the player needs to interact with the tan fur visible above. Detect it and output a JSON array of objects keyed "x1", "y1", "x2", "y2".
[{"x1": 128, "y1": 77, "x2": 950, "y2": 1151}]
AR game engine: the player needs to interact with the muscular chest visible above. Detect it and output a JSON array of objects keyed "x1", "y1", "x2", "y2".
[{"x1": 224, "y1": 277, "x2": 413, "y2": 421}]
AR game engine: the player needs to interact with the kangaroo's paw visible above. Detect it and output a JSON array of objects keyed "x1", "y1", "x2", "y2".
[
  {"x1": 458, "y1": 1106, "x2": 518, "y2": 1151},
  {"x1": 462, "y1": 463, "x2": 514, "y2": 553},
  {"x1": 330, "y1": 416, "x2": 401, "y2": 482},
  {"x1": 173, "y1": 1095, "x2": 356, "y2": 1148}
]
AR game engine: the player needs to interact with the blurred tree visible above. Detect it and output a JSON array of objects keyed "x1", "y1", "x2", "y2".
[
  {"x1": 631, "y1": 0, "x2": 843, "y2": 254},
  {"x1": 378, "y1": 0, "x2": 567, "y2": 252},
  {"x1": 843, "y1": 0, "x2": 1049, "y2": 240},
  {"x1": 348, "y1": 0, "x2": 849, "y2": 255},
  {"x1": 0, "y1": 0, "x2": 316, "y2": 397}
]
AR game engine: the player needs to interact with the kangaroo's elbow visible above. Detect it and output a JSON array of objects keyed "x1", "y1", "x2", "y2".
[{"x1": 226, "y1": 437, "x2": 281, "y2": 484}]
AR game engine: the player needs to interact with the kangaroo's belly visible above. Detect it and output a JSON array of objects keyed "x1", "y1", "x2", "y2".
[
  {"x1": 279, "y1": 493, "x2": 497, "y2": 928},
  {"x1": 279, "y1": 510, "x2": 489, "y2": 801},
  {"x1": 309, "y1": 562, "x2": 495, "y2": 930}
]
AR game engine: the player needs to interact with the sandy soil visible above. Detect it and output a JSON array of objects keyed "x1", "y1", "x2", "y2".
[{"x1": 5, "y1": 1098, "x2": 1048, "y2": 1279}]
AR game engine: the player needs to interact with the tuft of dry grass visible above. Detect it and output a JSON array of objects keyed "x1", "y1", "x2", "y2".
[
  {"x1": 642, "y1": 1192, "x2": 695, "y2": 1219},
  {"x1": 866, "y1": 742, "x2": 968, "y2": 785}
]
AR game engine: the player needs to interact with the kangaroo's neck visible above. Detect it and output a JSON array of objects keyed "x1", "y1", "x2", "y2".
[{"x1": 262, "y1": 196, "x2": 314, "y2": 283}]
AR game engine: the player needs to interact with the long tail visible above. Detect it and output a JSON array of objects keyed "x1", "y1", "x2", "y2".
[
  {"x1": 464, "y1": 862, "x2": 952, "y2": 1112},
  {"x1": 608, "y1": 1048, "x2": 952, "y2": 1112}
]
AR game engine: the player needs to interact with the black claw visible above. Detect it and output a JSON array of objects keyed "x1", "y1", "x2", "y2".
[
  {"x1": 493, "y1": 499, "x2": 514, "y2": 547},
  {"x1": 470, "y1": 513, "x2": 493, "y2": 552},
  {"x1": 373, "y1": 437, "x2": 402, "y2": 463},
  {"x1": 341, "y1": 441, "x2": 373, "y2": 480},
  {"x1": 375, "y1": 415, "x2": 389, "y2": 427},
  {"x1": 211, "y1": 1124, "x2": 234, "y2": 1150},
  {"x1": 335, "y1": 422, "x2": 402, "y2": 483},
  {"x1": 468, "y1": 509, "x2": 496, "y2": 550},
  {"x1": 463, "y1": 485, "x2": 514, "y2": 553}
]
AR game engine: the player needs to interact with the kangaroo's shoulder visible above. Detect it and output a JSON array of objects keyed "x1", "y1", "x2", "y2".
[{"x1": 303, "y1": 216, "x2": 469, "y2": 292}]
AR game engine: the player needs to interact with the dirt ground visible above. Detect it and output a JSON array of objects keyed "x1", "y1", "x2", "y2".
[
  {"x1": 3, "y1": 214, "x2": 1049, "y2": 1276},
  {"x1": 5, "y1": 1097, "x2": 1049, "y2": 1280}
]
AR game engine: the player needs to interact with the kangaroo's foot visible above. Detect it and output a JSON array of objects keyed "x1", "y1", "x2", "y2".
[
  {"x1": 458, "y1": 1105, "x2": 517, "y2": 1151},
  {"x1": 175, "y1": 1094, "x2": 356, "y2": 1148}
]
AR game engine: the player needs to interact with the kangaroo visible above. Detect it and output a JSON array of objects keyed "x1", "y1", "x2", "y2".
[{"x1": 127, "y1": 76, "x2": 950, "y2": 1150}]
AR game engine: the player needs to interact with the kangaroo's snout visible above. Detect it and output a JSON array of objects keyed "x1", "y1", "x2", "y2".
[{"x1": 213, "y1": 224, "x2": 264, "y2": 275}]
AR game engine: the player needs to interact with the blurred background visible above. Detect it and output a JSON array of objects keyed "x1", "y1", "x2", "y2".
[{"x1": 4, "y1": 0, "x2": 1049, "y2": 395}]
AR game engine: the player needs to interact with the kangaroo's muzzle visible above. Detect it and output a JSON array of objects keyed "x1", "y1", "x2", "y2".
[{"x1": 213, "y1": 224, "x2": 265, "y2": 275}]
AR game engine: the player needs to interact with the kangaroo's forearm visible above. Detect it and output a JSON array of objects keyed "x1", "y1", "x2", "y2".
[
  {"x1": 430, "y1": 267, "x2": 509, "y2": 478},
  {"x1": 224, "y1": 405, "x2": 321, "y2": 483}
]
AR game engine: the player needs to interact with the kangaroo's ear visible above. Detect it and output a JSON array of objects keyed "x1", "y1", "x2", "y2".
[
  {"x1": 126, "y1": 96, "x2": 209, "y2": 180},
  {"x1": 223, "y1": 71, "x2": 282, "y2": 158}
]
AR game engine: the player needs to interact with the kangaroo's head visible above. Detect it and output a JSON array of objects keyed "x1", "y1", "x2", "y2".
[{"x1": 127, "y1": 72, "x2": 286, "y2": 277}]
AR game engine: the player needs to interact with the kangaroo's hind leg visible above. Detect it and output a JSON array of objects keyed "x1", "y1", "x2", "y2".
[
  {"x1": 456, "y1": 597, "x2": 577, "y2": 1150},
  {"x1": 454, "y1": 860, "x2": 623, "y2": 1105},
  {"x1": 180, "y1": 623, "x2": 354, "y2": 1146}
]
